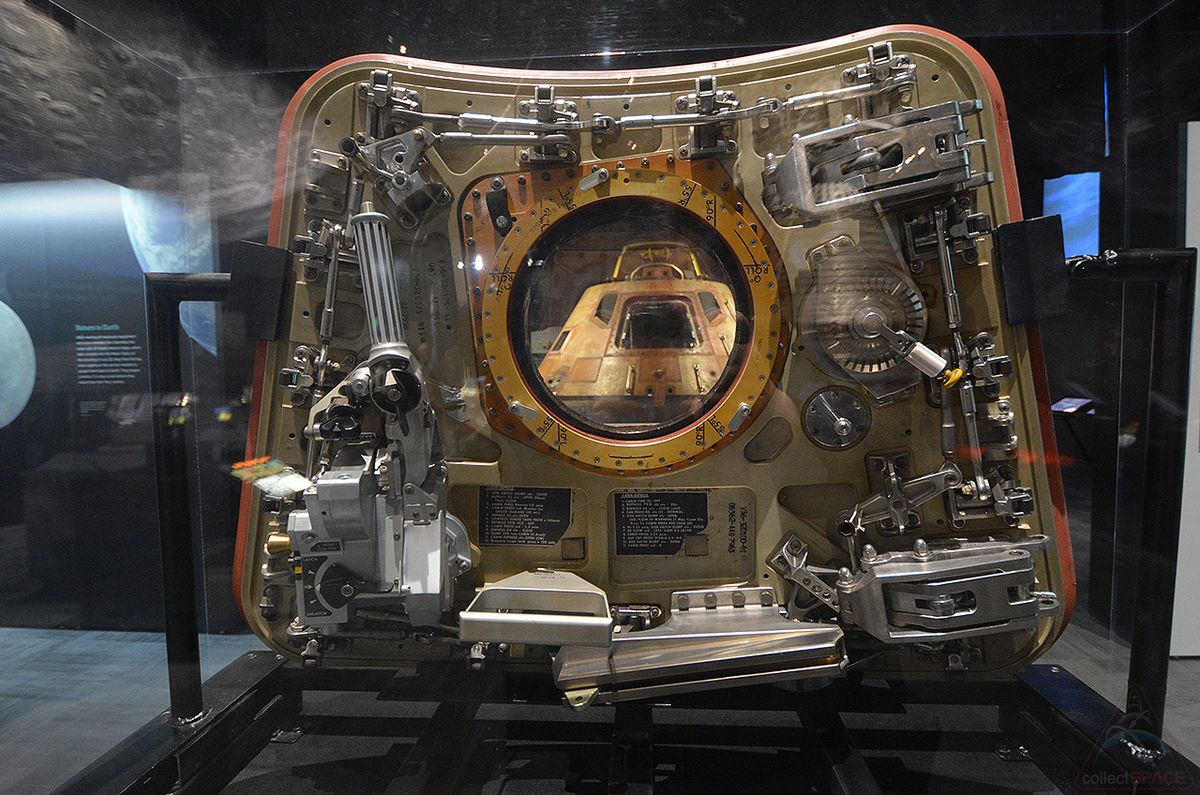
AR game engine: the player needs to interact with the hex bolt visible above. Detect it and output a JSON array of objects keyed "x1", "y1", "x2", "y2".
[
  {"x1": 837, "y1": 566, "x2": 853, "y2": 586},
  {"x1": 862, "y1": 544, "x2": 878, "y2": 562},
  {"x1": 913, "y1": 538, "x2": 931, "y2": 559}
]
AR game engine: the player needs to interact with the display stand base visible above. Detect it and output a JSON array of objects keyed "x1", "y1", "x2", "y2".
[{"x1": 56, "y1": 656, "x2": 1198, "y2": 794}]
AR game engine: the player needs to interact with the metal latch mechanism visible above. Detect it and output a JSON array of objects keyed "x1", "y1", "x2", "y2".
[
  {"x1": 838, "y1": 537, "x2": 1058, "y2": 643},
  {"x1": 763, "y1": 99, "x2": 992, "y2": 225},
  {"x1": 678, "y1": 75, "x2": 741, "y2": 159}
]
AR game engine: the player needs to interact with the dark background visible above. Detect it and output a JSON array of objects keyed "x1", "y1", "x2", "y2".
[{"x1": 0, "y1": 0, "x2": 1195, "y2": 635}]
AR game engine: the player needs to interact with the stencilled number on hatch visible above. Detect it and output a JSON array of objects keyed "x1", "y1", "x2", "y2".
[
  {"x1": 489, "y1": 267, "x2": 516, "y2": 295},
  {"x1": 707, "y1": 416, "x2": 727, "y2": 437},
  {"x1": 743, "y1": 263, "x2": 770, "y2": 284}
]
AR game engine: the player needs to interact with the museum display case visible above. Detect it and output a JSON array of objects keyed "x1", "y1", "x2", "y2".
[{"x1": 1, "y1": 2, "x2": 1199, "y2": 792}]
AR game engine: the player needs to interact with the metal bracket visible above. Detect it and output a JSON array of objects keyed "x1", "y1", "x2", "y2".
[
  {"x1": 357, "y1": 69, "x2": 421, "y2": 138},
  {"x1": 485, "y1": 176, "x2": 514, "y2": 233},
  {"x1": 763, "y1": 100, "x2": 992, "y2": 225},
  {"x1": 677, "y1": 75, "x2": 741, "y2": 159},
  {"x1": 303, "y1": 149, "x2": 351, "y2": 220},
  {"x1": 459, "y1": 569, "x2": 614, "y2": 647},
  {"x1": 515, "y1": 85, "x2": 581, "y2": 164},
  {"x1": 843, "y1": 456, "x2": 962, "y2": 534},
  {"x1": 767, "y1": 535, "x2": 840, "y2": 610},
  {"x1": 842, "y1": 41, "x2": 916, "y2": 90},
  {"x1": 400, "y1": 482, "x2": 439, "y2": 525},
  {"x1": 968, "y1": 332, "x2": 1013, "y2": 399},
  {"x1": 522, "y1": 84, "x2": 577, "y2": 123},
  {"x1": 903, "y1": 195, "x2": 992, "y2": 273},
  {"x1": 354, "y1": 128, "x2": 449, "y2": 228},
  {"x1": 278, "y1": 345, "x2": 319, "y2": 404},
  {"x1": 553, "y1": 585, "x2": 846, "y2": 704}
]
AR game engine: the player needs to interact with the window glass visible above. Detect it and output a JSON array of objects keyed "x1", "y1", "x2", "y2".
[{"x1": 515, "y1": 199, "x2": 747, "y2": 438}]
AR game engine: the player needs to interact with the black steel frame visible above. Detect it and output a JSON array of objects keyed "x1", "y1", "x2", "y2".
[
  {"x1": 1068, "y1": 248, "x2": 1197, "y2": 734},
  {"x1": 54, "y1": 251, "x2": 1199, "y2": 792},
  {"x1": 145, "y1": 272, "x2": 233, "y2": 723}
]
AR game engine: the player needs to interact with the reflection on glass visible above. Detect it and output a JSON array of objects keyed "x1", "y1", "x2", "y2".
[{"x1": 518, "y1": 200, "x2": 744, "y2": 437}]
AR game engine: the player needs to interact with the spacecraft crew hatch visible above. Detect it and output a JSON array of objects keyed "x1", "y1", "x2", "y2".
[{"x1": 237, "y1": 26, "x2": 1074, "y2": 705}]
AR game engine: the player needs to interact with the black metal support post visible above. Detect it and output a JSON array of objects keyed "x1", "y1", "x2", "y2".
[
  {"x1": 609, "y1": 701, "x2": 654, "y2": 794},
  {"x1": 1069, "y1": 248, "x2": 1196, "y2": 734},
  {"x1": 145, "y1": 272, "x2": 232, "y2": 723}
]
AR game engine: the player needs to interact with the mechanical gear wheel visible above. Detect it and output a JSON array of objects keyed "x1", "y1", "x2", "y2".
[{"x1": 811, "y1": 251, "x2": 927, "y2": 374}]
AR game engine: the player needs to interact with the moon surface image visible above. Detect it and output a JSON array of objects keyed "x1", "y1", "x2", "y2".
[
  {"x1": 120, "y1": 186, "x2": 218, "y2": 356},
  {"x1": 0, "y1": 300, "x2": 35, "y2": 428}
]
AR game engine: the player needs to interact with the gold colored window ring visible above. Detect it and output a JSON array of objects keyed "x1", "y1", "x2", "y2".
[{"x1": 478, "y1": 167, "x2": 784, "y2": 475}]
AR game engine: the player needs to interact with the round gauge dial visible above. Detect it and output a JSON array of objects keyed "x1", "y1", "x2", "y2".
[{"x1": 802, "y1": 386, "x2": 871, "y2": 450}]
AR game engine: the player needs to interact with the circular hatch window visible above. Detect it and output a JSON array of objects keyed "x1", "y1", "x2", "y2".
[
  {"x1": 510, "y1": 199, "x2": 752, "y2": 440},
  {"x1": 469, "y1": 162, "x2": 785, "y2": 474}
]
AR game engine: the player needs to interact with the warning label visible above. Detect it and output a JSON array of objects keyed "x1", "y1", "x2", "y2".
[
  {"x1": 614, "y1": 491, "x2": 709, "y2": 555},
  {"x1": 479, "y1": 487, "x2": 572, "y2": 546}
]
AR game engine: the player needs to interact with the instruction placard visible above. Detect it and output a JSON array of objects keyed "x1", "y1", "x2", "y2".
[
  {"x1": 614, "y1": 490, "x2": 709, "y2": 555},
  {"x1": 479, "y1": 487, "x2": 572, "y2": 546}
]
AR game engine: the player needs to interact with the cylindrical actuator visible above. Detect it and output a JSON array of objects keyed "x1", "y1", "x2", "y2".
[
  {"x1": 349, "y1": 202, "x2": 404, "y2": 349},
  {"x1": 859, "y1": 309, "x2": 949, "y2": 378},
  {"x1": 905, "y1": 341, "x2": 949, "y2": 379}
]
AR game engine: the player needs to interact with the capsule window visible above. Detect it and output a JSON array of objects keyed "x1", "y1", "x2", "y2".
[
  {"x1": 618, "y1": 297, "x2": 698, "y2": 349},
  {"x1": 594, "y1": 293, "x2": 617, "y2": 323},
  {"x1": 511, "y1": 198, "x2": 750, "y2": 439}
]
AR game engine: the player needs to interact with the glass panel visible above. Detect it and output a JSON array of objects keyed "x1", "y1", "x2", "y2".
[
  {"x1": 3, "y1": 2, "x2": 1199, "y2": 789},
  {"x1": 516, "y1": 198, "x2": 746, "y2": 438}
]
